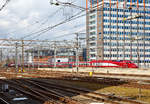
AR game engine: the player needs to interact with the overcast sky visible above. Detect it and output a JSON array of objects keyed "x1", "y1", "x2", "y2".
[{"x1": 0, "y1": 0, "x2": 86, "y2": 40}]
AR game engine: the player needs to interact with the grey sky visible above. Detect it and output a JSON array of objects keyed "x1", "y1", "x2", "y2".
[{"x1": 0, "y1": 0, "x2": 86, "y2": 40}]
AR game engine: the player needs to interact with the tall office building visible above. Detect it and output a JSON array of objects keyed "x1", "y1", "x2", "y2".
[{"x1": 86, "y1": 0, "x2": 150, "y2": 67}]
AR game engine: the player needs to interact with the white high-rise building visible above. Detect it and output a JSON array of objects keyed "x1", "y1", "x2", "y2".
[{"x1": 86, "y1": 0, "x2": 150, "y2": 67}]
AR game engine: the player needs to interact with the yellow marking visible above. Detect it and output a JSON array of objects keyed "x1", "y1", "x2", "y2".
[{"x1": 89, "y1": 72, "x2": 93, "y2": 76}]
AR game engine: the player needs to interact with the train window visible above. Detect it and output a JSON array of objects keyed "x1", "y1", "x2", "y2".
[
  {"x1": 116, "y1": 60, "x2": 122, "y2": 62},
  {"x1": 126, "y1": 61, "x2": 131, "y2": 64},
  {"x1": 92, "y1": 63, "x2": 97, "y2": 66}
]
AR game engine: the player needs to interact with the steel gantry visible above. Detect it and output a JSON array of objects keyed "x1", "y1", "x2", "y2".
[{"x1": 0, "y1": 38, "x2": 78, "y2": 72}]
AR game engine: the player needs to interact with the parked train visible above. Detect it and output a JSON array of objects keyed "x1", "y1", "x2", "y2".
[{"x1": 8, "y1": 60, "x2": 138, "y2": 68}]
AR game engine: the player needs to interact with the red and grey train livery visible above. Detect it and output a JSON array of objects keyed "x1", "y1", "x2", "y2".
[{"x1": 8, "y1": 60, "x2": 138, "y2": 68}]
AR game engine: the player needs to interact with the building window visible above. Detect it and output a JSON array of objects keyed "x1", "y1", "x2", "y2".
[
  {"x1": 89, "y1": 20, "x2": 96, "y2": 25},
  {"x1": 91, "y1": 54, "x2": 96, "y2": 57},
  {"x1": 90, "y1": 48, "x2": 95, "y2": 52},
  {"x1": 90, "y1": 42, "x2": 96, "y2": 46},
  {"x1": 90, "y1": 15, "x2": 95, "y2": 19},
  {"x1": 90, "y1": 26, "x2": 96, "y2": 30},
  {"x1": 90, "y1": 31, "x2": 96, "y2": 35},
  {"x1": 90, "y1": 9, "x2": 96, "y2": 13}
]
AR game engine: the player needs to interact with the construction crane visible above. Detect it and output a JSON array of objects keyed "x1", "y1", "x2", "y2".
[{"x1": 50, "y1": 0, "x2": 86, "y2": 11}]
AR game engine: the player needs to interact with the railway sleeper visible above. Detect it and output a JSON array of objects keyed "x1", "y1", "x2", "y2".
[
  {"x1": 13, "y1": 80, "x2": 64, "y2": 104},
  {"x1": 31, "y1": 79, "x2": 145, "y2": 104},
  {"x1": 29, "y1": 79, "x2": 126, "y2": 104},
  {"x1": 0, "y1": 97, "x2": 9, "y2": 104},
  {"x1": 2, "y1": 80, "x2": 48, "y2": 102},
  {"x1": 22, "y1": 79, "x2": 80, "y2": 104}
]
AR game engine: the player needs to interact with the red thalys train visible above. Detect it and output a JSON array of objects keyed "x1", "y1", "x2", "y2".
[{"x1": 8, "y1": 60, "x2": 138, "y2": 68}]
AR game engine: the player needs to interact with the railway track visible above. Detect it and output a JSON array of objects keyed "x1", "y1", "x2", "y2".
[
  {"x1": 26, "y1": 70, "x2": 150, "y2": 81},
  {"x1": 1, "y1": 70, "x2": 150, "y2": 91},
  {"x1": 2, "y1": 79, "x2": 80, "y2": 104},
  {"x1": 2, "y1": 78, "x2": 145, "y2": 104},
  {"x1": 23, "y1": 79, "x2": 119, "y2": 104},
  {"x1": 1, "y1": 70, "x2": 150, "y2": 90},
  {"x1": 0, "y1": 70, "x2": 149, "y2": 103},
  {"x1": 0, "y1": 75, "x2": 148, "y2": 104},
  {"x1": 1, "y1": 70, "x2": 150, "y2": 80},
  {"x1": 0, "y1": 97, "x2": 9, "y2": 104},
  {"x1": 25, "y1": 78, "x2": 145, "y2": 104},
  {"x1": 41, "y1": 75, "x2": 150, "y2": 90}
]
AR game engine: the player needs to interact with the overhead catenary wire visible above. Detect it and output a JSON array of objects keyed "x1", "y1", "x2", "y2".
[
  {"x1": 50, "y1": 29, "x2": 85, "y2": 40},
  {"x1": 18, "y1": 2, "x2": 86, "y2": 40},
  {"x1": 26, "y1": 18, "x2": 85, "y2": 47},
  {"x1": 27, "y1": 1, "x2": 122, "y2": 39},
  {"x1": 50, "y1": 0, "x2": 85, "y2": 11},
  {"x1": 15, "y1": 0, "x2": 140, "y2": 42},
  {"x1": 0, "y1": 0, "x2": 10, "y2": 12},
  {"x1": 6, "y1": 0, "x2": 76, "y2": 39},
  {"x1": 4, "y1": 21, "x2": 42, "y2": 37},
  {"x1": 3, "y1": 7, "x2": 63, "y2": 38},
  {"x1": 25, "y1": 15, "x2": 85, "y2": 46},
  {"x1": 3, "y1": 0, "x2": 147, "y2": 40},
  {"x1": 12, "y1": 0, "x2": 122, "y2": 41},
  {"x1": 21, "y1": 7, "x2": 64, "y2": 39},
  {"x1": 24, "y1": 10, "x2": 86, "y2": 41},
  {"x1": 19, "y1": 4, "x2": 103, "y2": 40}
]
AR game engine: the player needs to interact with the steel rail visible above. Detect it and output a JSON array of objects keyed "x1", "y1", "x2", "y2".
[
  {"x1": 10, "y1": 79, "x2": 78, "y2": 104},
  {"x1": 18, "y1": 79, "x2": 81, "y2": 104},
  {"x1": 1, "y1": 80, "x2": 59, "y2": 104},
  {"x1": 0, "y1": 97, "x2": 10, "y2": 104},
  {"x1": 30, "y1": 78, "x2": 145, "y2": 104}
]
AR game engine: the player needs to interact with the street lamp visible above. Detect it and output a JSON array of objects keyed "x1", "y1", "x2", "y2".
[
  {"x1": 130, "y1": 36, "x2": 140, "y2": 67},
  {"x1": 123, "y1": 15, "x2": 142, "y2": 21}
]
